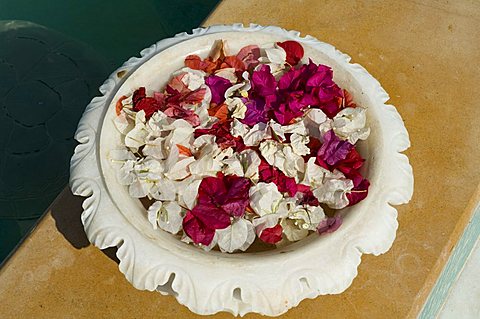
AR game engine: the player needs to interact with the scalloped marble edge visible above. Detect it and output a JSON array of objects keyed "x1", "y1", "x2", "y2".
[{"x1": 69, "y1": 23, "x2": 414, "y2": 317}]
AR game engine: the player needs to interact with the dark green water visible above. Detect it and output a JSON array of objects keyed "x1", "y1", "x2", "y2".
[{"x1": 0, "y1": 0, "x2": 219, "y2": 263}]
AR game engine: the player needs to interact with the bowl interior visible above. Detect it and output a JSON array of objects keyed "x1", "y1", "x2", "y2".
[{"x1": 98, "y1": 31, "x2": 381, "y2": 261}]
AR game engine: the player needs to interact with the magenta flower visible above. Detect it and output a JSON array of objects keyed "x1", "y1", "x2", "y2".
[
  {"x1": 241, "y1": 97, "x2": 270, "y2": 126},
  {"x1": 182, "y1": 174, "x2": 251, "y2": 245},
  {"x1": 205, "y1": 75, "x2": 232, "y2": 104},
  {"x1": 317, "y1": 130, "x2": 353, "y2": 166},
  {"x1": 251, "y1": 64, "x2": 276, "y2": 97},
  {"x1": 275, "y1": 60, "x2": 344, "y2": 121},
  {"x1": 242, "y1": 65, "x2": 278, "y2": 126}
]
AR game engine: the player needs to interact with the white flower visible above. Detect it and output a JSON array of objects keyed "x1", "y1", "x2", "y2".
[
  {"x1": 113, "y1": 111, "x2": 134, "y2": 135},
  {"x1": 251, "y1": 198, "x2": 291, "y2": 236},
  {"x1": 287, "y1": 204, "x2": 325, "y2": 231},
  {"x1": 189, "y1": 135, "x2": 232, "y2": 177},
  {"x1": 223, "y1": 149, "x2": 261, "y2": 181},
  {"x1": 173, "y1": 67, "x2": 206, "y2": 91},
  {"x1": 265, "y1": 46, "x2": 287, "y2": 65},
  {"x1": 162, "y1": 145, "x2": 195, "y2": 181},
  {"x1": 224, "y1": 71, "x2": 251, "y2": 98},
  {"x1": 301, "y1": 158, "x2": 354, "y2": 209},
  {"x1": 116, "y1": 160, "x2": 137, "y2": 185},
  {"x1": 143, "y1": 118, "x2": 194, "y2": 160},
  {"x1": 117, "y1": 157, "x2": 176, "y2": 200},
  {"x1": 278, "y1": 120, "x2": 308, "y2": 135},
  {"x1": 174, "y1": 176, "x2": 203, "y2": 210},
  {"x1": 269, "y1": 120, "x2": 286, "y2": 141},
  {"x1": 125, "y1": 110, "x2": 148, "y2": 151},
  {"x1": 249, "y1": 182, "x2": 283, "y2": 216},
  {"x1": 281, "y1": 218, "x2": 309, "y2": 241},
  {"x1": 301, "y1": 157, "x2": 330, "y2": 187},
  {"x1": 147, "y1": 201, "x2": 184, "y2": 234},
  {"x1": 225, "y1": 97, "x2": 247, "y2": 119},
  {"x1": 242, "y1": 122, "x2": 272, "y2": 146},
  {"x1": 332, "y1": 107, "x2": 370, "y2": 144},
  {"x1": 216, "y1": 218, "x2": 255, "y2": 253},
  {"x1": 259, "y1": 45, "x2": 287, "y2": 77},
  {"x1": 145, "y1": 111, "x2": 169, "y2": 136},
  {"x1": 303, "y1": 108, "x2": 330, "y2": 140},
  {"x1": 123, "y1": 157, "x2": 171, "y2": 199},
  {"x1": 143, "y1": 136, "x2": 167, "y2": 160},
  {"x1": 163, "y1": 119, "x2": 195, "y2": 146},
  {"x1": 215, "y1": 67, "x2": 237, "y2": 83},
  {"x1": 231, "y1": 118, "x2": 249, "y2": 137},
  {"x1": 312, "y1": 170, "x2": 354, "y2": 209},
  {"x1": 259, "y1": 140, "x2": 305, "y2": 180},
  {"x1": 290, "y1": 133, "x2": 310, "y2": 156},
  {"x1": 252, "y1": 213, "x2": 281, "y2": 237}
]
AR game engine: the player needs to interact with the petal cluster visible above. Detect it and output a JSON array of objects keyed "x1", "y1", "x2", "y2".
[{"x1": 111, "y1": 39, "x2": 371, "y2": 252}]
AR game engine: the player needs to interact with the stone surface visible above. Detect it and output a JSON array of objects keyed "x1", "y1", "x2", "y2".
[
  {"x1": 439, "y1": 239, "x2": 480, "y2": 318},
  {"x1": 1, "y1": 0, "x2": 480, "y2": 318}
]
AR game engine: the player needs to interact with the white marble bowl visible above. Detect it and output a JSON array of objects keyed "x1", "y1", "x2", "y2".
[{"x1": 70, "y1": 24, "x2": 413, "y2": 316}]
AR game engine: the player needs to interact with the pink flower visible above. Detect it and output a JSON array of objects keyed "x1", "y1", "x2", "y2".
[
  {"x1": 311, "y1": 132, "x2": 371, "y2": 207},
  {"x1": 242, "y1": 65, "x2": 278, "y2": 126},
  {"x1": 317, "y1": 216, "x2": 342, "y2": 235},
  {"x1": 236, "y1": 45, "x2": 261, "y2": 71},
  {"x1": 163, "y1": 105, "x2": 200, "y2": 126}
]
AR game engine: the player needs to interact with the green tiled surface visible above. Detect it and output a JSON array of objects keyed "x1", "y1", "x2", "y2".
[{"x1": 0, "y1": 0, "x2": 219, "y2": 263}]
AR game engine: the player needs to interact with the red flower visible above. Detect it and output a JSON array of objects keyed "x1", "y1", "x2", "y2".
[
  {"x1": 183, "y1": 174, "x2": 251, "y2": 245},
  {"x1": 346, "y1": 175, "x2": 370, "y2": 206},
  {"x1": 194, "y1": 120, "x2": 245, "y2": 150},
  {"x1": 197, "y1": 174, "x2": 251, "y2": 217},
  {"x1": 335, "y1": 148, "x2": 365, "y2": 179},
  {"x1": 259, "y1": 224, "x2": 283, "y2": 244},
  {"x1": 258, "y1": 159, "x2": 298, "y2": 197},
  {"x1": 131, "y1": 87, "x2": 162, "y2": 119},
  {"x1": 297, "y1": 188, "x2": 320, "y2": 206},
  {"x1": 276, "y1": 40, "x2": 304, "y2": 66}
]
